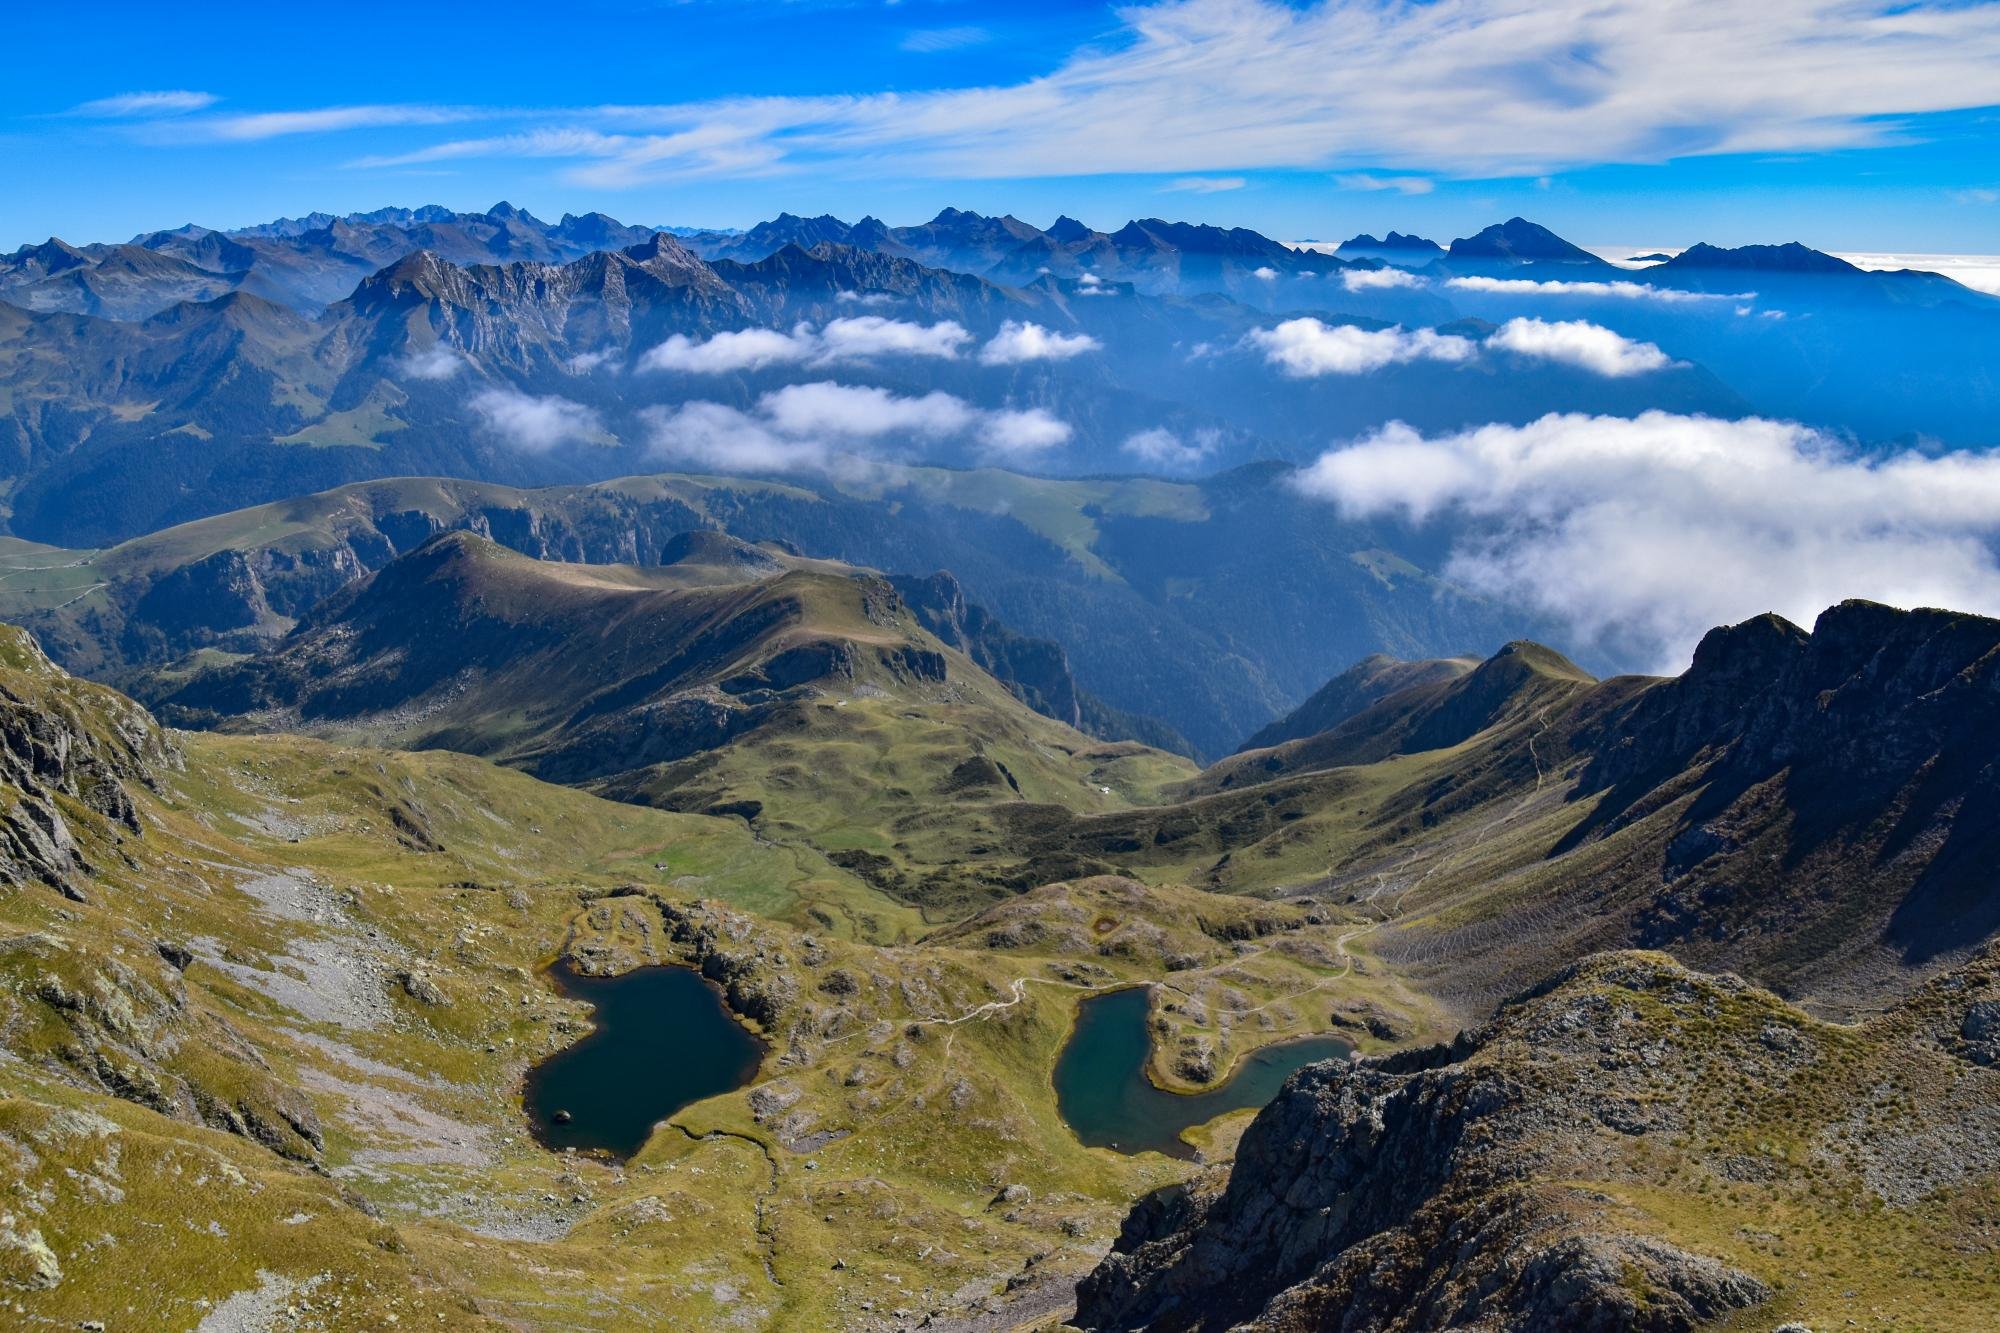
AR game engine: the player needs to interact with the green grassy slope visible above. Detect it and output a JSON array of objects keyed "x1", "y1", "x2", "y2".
[
  {"x1": 0, "y1": 625, "x2": 1441, "y2": 1329},
  {"x1": 146, "y1": 532, "x2": 1198, "y2": 924},
  {"x1": 0, "y1": 463, "x2": 1527, "y2": 756}
]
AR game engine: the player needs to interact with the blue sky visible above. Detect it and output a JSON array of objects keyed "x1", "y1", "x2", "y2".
[{"x1": 6, "y1": 0, "x2": 2000, "y2": 252}]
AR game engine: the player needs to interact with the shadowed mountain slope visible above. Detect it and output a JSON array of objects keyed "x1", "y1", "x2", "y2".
[{"x1": 1235, "y1": 652, "x2": 1480, "y2": 752}]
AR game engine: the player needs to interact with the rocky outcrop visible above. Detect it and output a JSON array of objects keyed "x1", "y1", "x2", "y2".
[
  {"x1": 0, "y1": 626, "x2": 171, "y2": 898},
  {"x1": 1567, "y1": 601, "x2": 2000, "y2": 973},
  {"x1": 0, "y1": 932, "x2": 323, "y2": 1161},
  {"x1": 896, "y1": 571, "x2": 1085, "y2": 727},
  {"x1": 1076, "y1": 954, "x2": 1801, "y2": 1332}
]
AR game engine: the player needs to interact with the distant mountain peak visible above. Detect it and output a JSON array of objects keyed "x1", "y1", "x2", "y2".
[
  {"x1": 355, "y1": 248, "x2": 469, "y2": 305},
  {"x1": 5, "y1": 238, "x2": 93, "y2": 278},
  {"x1": 1449, "y1": 217, "x2": 1601, "y2": 265},
  {"x1": 1661, "y1": 241, "x2": 1861, "y2": 275},
  {"x1": 1046, "y1": 215, "x2": 1095, "y2": 244},
  {"x1": 1338, "y1": 231, "x2": 1442, "y2": 253}
]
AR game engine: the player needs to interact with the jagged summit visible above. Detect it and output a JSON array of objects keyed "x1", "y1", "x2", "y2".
[
  {"x1": 483, "y1": 200, "x2": 540, "y2": 224},
  {"x1": 1336, "y1": 230, "x2": 1442, "y2": 253},
  {"x1": 6, "y1": 237, "x2": 93, "y2": 273}
]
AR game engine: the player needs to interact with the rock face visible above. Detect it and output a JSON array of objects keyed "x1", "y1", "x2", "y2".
[
  {"x1": 1571, "y1": 601, "x2": 2000, "y2": 973},
  {"x1": 1076, "y1": 954, "x2": 1798, "y2": 1332},
  {"x1": 0, "y1": 626, "x2": 171, "y2": 898},
  {"x1": 892, "y1": 570, "x2": 1192, "y2": 754},
  {"x1": 0, "y1": 632, "x2": 325, "y2": 1160},
  {"x1": 0, "y1": 932, "x2": 324, "y2": 1161}
]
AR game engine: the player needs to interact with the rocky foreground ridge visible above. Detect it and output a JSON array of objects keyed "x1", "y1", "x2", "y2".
[
  {"x1": 1077, "y1": 949, "x2": 2000, "y2": 1331},
  {"x1": 0, "y1": 626, "x2": 171, "y2": 899}
]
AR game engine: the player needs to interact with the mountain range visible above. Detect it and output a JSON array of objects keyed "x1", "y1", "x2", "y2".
[
  {"x1": 4, "y1": 203, "x2": 1995, "y2": 555},
  {"x1": 130, "y1": 512, "x2": 2000, "y2": 1018},
  {"x1": 2, "y1": 194, "x2": 1998, "y2": 1328}
]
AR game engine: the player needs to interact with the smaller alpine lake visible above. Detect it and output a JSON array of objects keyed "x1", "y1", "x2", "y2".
[
  {"x1": 1053, "y1": 985, "x2": 1351, "y2": 1159},
  {"x1": 523, "y1": 960, "x2": 767, "y2": 1160}
]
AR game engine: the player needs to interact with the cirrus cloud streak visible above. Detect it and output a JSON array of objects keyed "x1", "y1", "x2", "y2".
[{"x1": 116, "y1": 0, "x2": 2000, "y2": 184}]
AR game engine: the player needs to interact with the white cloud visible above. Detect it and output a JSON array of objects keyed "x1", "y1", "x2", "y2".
[
  {"x1": 1341, "y1": 266, "x2": 1422, "y2": 291},
  {"x1": 1294, "y1": 411, "x2": 2000, "y2": 670},
  {"x1": 759, "y1": 382, "x2": 975, "y2": 439},
  {"x1": 1248, "y1": 317, "x2": 1476, "y2": 375},
  {"x1": 1488, "y1": 317, "x2": 1675, "y2": 376},
  {"x1": 69, "y1": 90, "x2": 218, "y2": 118},
  {"x1": 836, "y1": 290, "x2": 897, "y2": 306},
  {"x1": 1251, "y1": 266, "x2": 1280, "y2": 280},
  {"x1": 638, "y1": 317, "x2": 970, "y2": 373},
  {"x1": 183, "y1": 104, "x2": 484, "y2": 142},
  {"x1": 467, "y1": 386, "x2": 604, "y2": 453},
  {"x1": 816, "y1": 314, "x2": 971, "y2": 361},
  {"x1": 1164, "y1": 175, "x2": 1248, "y2": 193},
  {"x1": 1123, "y1": 427, "x2": 1223, "y2": 470},
  {"x1": 1447, "y1": 275, "x2": 1746, "y2": 303},
  {"x1": 347, "y1": 128, "x2": 639, "y2": 171},
  {"x1": 979, "y1": 321, "x2": 1102, "y2": 365},
  {"x1": 640, "y1": 326, "x2": 815, "y2": 373},
  {"x1": 1077, "y1": 272, "x2": 1104, "y2": 287},
  {"x1": 642, "y1": 401, "x2": 815, "y2": 472},
  {"x1": 1334, "y1": 173, "x2": 1435, "y2": 195},
  {"x1": 1834, "y1": 251, "x2": 2000, "y2": 296},
  {"x1": 1950, "y1": 188, "x2": 1999, "y2": 206},
  {"x1": 983, "y1": 408, "x2": 1073, "y2": 458},
  {"x1": 397, "y1": 344, "x2": 467, "y2": 381},
  {"x1": 643, "y1": 382, "x2": 1072, "y2": 473},
  {"x1": 567, "y1": 349, "x2": 618, "y2": 374}
]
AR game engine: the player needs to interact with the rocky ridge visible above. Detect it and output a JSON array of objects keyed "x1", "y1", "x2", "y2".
[
  {"x1": 0, "y1": 626, "x2": 172, "y2": 899},
  {"x1": 1078, "y1": 948, "x2": 2000, "y2": 1331}
]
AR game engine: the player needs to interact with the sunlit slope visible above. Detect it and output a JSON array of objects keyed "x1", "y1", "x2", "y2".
[
  {"x1": 0, "y1": 623, "x2": 1430, "y2": 1329},
  {"x1": 985, "y1": 604, "x2": 2000, "y2": 1019},
  {"x1": 0, "y1": 464, "x2": 1525, "y2": 756},
  {"x1": 149, "y1": 531, "x2": 1197, "y2": 920}
]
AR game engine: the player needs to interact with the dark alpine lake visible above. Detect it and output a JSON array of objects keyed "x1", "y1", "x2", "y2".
[
  {"x1": 524, "y1": 960, "x2": 766, "y2": 1160},
  {"x1": 1053, "y1": 985, "x2": 1351, "y2": 1159}
]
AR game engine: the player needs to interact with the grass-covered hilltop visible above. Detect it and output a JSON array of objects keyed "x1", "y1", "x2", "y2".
[{"x1": 0, "y1": 511, "x2": 1996, "y2": 1329}]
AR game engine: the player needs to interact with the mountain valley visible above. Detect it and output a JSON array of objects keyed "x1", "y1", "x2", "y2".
[
  {"x1": 0, "y1": 176, "x2": 1996, "y2": 1333},
  {"x1": 1, "y1": 543, "x2": 1996, "y2": 1328}
]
